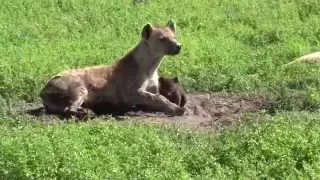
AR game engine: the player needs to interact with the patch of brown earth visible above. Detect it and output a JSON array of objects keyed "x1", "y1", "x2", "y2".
[
  {"x1": 24, "y1": 92, "x2": 270, "y2": 131},
  {"x1": 118, "y1": 93, "x2": 269, "y2": 131}
]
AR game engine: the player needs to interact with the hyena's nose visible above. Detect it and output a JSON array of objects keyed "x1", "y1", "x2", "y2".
[
  {"x1": 175, "y1": 43, "x2": 182, "y2": 53},
  {"x1": 177, "y1": 43, "x2": 182, "y2": 50},
  {"x1": 169, "y1": 42, "x2": 182, "y2": 55}
]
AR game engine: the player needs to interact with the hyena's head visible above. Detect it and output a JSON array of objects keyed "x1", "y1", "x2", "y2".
[{"x1": 141, "y1": 20, "x2": 181, "y2": 57}]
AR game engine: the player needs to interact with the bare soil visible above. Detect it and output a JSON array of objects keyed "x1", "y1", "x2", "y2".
[{"x1": 24, "y1": 92, "x2": 271, "y2": 131}]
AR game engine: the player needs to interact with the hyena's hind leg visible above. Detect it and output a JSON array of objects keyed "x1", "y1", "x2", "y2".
[
  {"x1": 40, "y1": 92, "x2": 70, "y2": 117},
  {"x1": 40, "y1": 79, "x2": 69, "y2": 116},
  {"x1": 40, "y1": 76, "x2": 89, "y2": 119},
  {"x1": 41, "y1": 89, "x2": 88, "y2": 119},
  {"x1": 64, "y1": 86, "x2": 89, "y2": 118}
]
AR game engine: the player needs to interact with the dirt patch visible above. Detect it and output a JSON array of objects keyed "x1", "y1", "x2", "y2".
[
  {"x1": 118, "y1": 92, "x2": 269, "y2": 131},
  {"x1": 23, "y1": 92, "x2": 270, "y2": 131}
]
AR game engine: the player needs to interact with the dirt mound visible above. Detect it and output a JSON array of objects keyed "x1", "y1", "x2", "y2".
[
  {"x1": 119, "y1": 93, "x2": 269, "y2": 131},
  {"x1": 24, "y1": 93, "x2": 270, "y2": 130}
]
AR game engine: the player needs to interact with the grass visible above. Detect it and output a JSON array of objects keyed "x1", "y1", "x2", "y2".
[
  {"x1": 1, "y1": 112, "x2": 320, "y2": 179},
  {"x1": 0, "y1": 0, "x2": 319, "y2": 106},
  {"x1": 0, "y1": 0, "x2": 320, "y2": 179}
]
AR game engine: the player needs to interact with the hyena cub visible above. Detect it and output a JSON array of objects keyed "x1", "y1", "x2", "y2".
[
  {"x1": 159, "y1": 76, "x2": 187, "y2": 108},
  {"x1": 40, "y1": 20, "x2": 185, "y2": 118}
]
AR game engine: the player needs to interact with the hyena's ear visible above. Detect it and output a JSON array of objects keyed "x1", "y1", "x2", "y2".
[
  {"x1": 142, "y1": 23, "x2": 153, "y2": 40},
  {"x1": 167, "y1": 20, "x2": 176, "y2": 33},
  {"x1": 173, "y1": 77, "x2": 179, "y2": 83}
]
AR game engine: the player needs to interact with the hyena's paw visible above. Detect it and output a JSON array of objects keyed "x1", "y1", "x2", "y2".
[
  {"x1": 166, "y1": 106, "x2": 186, "y2": 116},
  {"x1": 175, "y1": 106, "x2": 186, "y2": 116},
  {"x1": 65, "y1": 107, "x2": 89, "y2": 120}
]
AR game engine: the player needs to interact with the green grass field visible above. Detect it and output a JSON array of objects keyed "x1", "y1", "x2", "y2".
[{"x1": 0, "y1": 0, "x2": 320, "y2": 179}]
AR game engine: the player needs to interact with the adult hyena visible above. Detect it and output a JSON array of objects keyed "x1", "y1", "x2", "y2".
[{"x1": 40, "y1": 20, "x2": 185, "y2": 117}]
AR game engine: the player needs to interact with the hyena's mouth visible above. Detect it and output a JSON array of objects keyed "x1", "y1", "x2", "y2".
[{"x1": 168, "y1": 44, "x2": 182, "y2": 55}]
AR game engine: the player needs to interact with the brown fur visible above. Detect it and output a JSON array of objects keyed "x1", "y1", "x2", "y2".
[
  {"x1": 90, "y1": 76, "x2": 187, "y2": 115},
  {"x1": 40, "y1": 20, "x2": 185, "y2": 118},
  {"x1": 159, "y1": 77, "x2": 187, "y2": 107}
]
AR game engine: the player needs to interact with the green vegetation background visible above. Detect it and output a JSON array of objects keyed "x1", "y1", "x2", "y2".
[{"x1": 0, "y1": 0, "x2": 319, "y2": 179}]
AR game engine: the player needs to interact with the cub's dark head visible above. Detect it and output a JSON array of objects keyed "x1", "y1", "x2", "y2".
[{"x1": 159, "y1": 77, "x2": 181, "y2": 103}]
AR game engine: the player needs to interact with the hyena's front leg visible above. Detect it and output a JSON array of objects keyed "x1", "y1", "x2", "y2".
[
  {"x1": 64, "y1": 86, "x2": 88, "y2": 118},
  {"x1": 146, "y1": 85, "x2": 159, "y2": 94},
  {"x1": 129, "y1": 90, "x2": 185, "y2": 116}
]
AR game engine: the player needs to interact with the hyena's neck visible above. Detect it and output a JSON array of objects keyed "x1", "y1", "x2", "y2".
[{"x1": 131, "y1": 41, "x2": 163, "y2": 75}]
